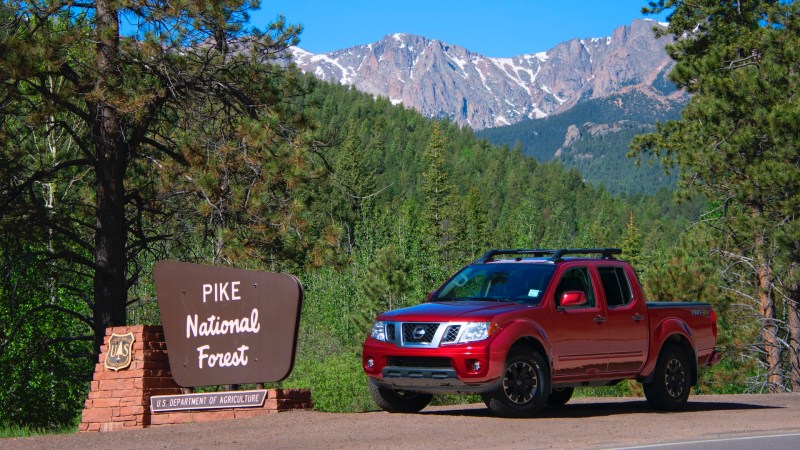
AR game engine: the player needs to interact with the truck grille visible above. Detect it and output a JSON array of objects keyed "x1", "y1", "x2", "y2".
[
  {"x1": 402, "y1": 323, "x2": 439, "y2": 344},
  {"x1": 380, "y1": 321, "x2": 470, "y2": 347},
  {"x1": 386, "y1": 323, "x2": 396, "y2": 342},
  {"x1": 442, "y1": 325, "x2": 461, "y2": 343}
]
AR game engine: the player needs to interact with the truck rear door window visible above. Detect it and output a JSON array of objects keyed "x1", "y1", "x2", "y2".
[{"x1": 598, "y1": 267, "x2": 633, "y2": 307}]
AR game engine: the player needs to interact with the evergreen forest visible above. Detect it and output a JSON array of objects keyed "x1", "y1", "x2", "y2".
[
  {"x1": 0, "y1": 0, "x2": 798, "y2": 432},
  {"x1": 477, "y1": 91, "x2": 684, "y2": 194}
]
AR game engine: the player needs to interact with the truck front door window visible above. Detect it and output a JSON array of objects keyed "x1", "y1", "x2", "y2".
[{"x1": 555, "y1": 267, "x2": 596, "y2": 308}]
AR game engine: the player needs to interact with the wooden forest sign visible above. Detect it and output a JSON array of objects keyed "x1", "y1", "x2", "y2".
[{"x1": 153, "y1": 261, "x2": 303, "y2": 387}]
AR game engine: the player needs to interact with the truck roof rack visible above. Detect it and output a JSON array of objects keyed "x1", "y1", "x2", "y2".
[{"x1": 477, "y1": 248, "x2": 622, "y2": 263}]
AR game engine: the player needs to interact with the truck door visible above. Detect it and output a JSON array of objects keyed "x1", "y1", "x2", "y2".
[
  {"x1": 599, "y1": 265, "x2": 648, "y2": 373},
  {"x1": 550, "y1": 266, "x2": 609, "y2": 377}
]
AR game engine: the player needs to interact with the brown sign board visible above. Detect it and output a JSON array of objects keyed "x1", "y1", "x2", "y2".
[
  {"x1": 154, "y1": 261, "x2": 303, "y2": 387},
  {"x1": 150, "y1": 390, "x2": 267, "y2": 412}
]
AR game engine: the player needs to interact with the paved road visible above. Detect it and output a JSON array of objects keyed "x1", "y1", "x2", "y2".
[
  {"x1": 4, "y1": 393, "x2": 800, "y2": 449},
  {"x1": 613, "y1": 432, "x2": 800, "y2": 450}
]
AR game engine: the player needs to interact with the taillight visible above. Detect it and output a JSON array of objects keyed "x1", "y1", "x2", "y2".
[{"x1": 710, "y1": 309, "x2": 718, "y2": 339}]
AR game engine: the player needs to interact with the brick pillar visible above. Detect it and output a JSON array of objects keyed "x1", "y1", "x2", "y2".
[
  {"x1": 80, "y1": 325, "x2": 181, "y2": 432},
  {"x1": 80, "y1": 325, "x2": 313, "y2": 432}
]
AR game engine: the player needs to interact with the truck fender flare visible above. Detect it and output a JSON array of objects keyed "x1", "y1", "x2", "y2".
[
  {"x1": 490, "y1": 319, "x2": 552, "y2": 375},
  {"x1": 640, "y1": 318, "x2": 697, "y2": 383}
]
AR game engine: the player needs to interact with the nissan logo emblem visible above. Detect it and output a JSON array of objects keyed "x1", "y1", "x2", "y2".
[{"x1": 413, "y1": 326, "x2": 427, "y2": 339}]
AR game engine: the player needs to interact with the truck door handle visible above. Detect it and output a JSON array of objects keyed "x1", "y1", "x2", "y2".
[
  {"x1": 594, "y1": 316, "x2": 607, "y2": 323},
  {"x1": 632, "y1": 314, "x2": 645, "y2": 321}
]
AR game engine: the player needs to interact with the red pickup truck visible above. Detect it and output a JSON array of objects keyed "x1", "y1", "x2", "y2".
[{"x1": 362, "y1": 248, "x2": 721, "y2": 417}]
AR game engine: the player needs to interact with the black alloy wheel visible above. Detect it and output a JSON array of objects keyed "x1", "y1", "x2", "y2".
[
  {"x1": 482, "y1": 347, "x2": 550, "y2": 418},
  {"x1": 664, "y1": 357, "x2": 687, "y2": 399},
  {"x1": 503, "y1": 360, "x2": 539, "y2": 404},
  {"x1": 643, "y1": 343, "x2": 692, "y2": 411}
]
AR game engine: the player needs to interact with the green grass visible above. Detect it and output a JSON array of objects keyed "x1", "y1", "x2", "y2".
[
  {"x1": 0, "y1": 421, "x2": 77, "y2": 438},
  {"x1": 573, "y1": 381, "x2": 641, "y2": 398},
  {"x1": 279, "y1": 350, "x2": 376, "y2": 413}
]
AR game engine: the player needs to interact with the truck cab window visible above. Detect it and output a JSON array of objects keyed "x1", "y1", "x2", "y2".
[
  {"x1": 554, "y1": 267, "x2": 596, "y2": 308},
  {"x1": 599, "y1": 266, "x2": 633, "y2": 307}
]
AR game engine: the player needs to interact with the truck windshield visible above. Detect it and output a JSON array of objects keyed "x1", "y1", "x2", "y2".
[{"x1": 432, "y1": 263, "x2": 555, "y2": 305}]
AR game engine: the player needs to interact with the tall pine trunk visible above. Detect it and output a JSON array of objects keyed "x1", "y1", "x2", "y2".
[
  {"x1": 91, "y1": 0, "x2": 128, "y2": 355},
  {"x1": 753, "y1": 205, "x2": 783, "y2": 391},
  {"x1": 788, "y1": 262, "x2": 800, "y2": 392}
]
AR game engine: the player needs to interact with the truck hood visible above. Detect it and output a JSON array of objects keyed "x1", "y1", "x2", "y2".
[{"x1": 377, "y1": 300, "x2": 528, "y2": 322}]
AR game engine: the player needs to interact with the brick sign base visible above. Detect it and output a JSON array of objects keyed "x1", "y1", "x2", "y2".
[{"x1": 80, "y1": 325, "x2": 312, "y2": 432}]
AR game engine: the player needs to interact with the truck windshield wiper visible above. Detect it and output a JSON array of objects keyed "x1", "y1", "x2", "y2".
[
  {"x1": 432, "y1": 297, "x2": 516, "y2": 303},
  {"x1": 469, "y1": 297, "x2": 515, "y2": 303},
  {"x1": 431, "y1": 296, "x2": 461, "y2": 302}
]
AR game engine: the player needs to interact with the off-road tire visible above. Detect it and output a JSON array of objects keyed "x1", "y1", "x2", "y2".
[
  {"x1": 547, "y1": 387, "x2": 574, "y2": 407},
  {"x1": 482, "y1": 347, "x2": 550, "y2": 418},
  {"x1": 643, "y1": 344, "x2": 691, "y2": 411},
  {"x1": 368, "y1": 380, "x2": 433, "y2": 413}
]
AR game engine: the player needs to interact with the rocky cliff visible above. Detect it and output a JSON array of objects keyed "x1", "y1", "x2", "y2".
[{"x1": 291, "y1": 19, "x2": 684, "y2": 130}]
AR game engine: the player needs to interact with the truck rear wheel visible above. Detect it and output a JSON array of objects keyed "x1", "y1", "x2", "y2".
[
  {"x1": 482, "y1": 347, "x2": 549, "y2": 418},
  {"x1": 368, "y1": 380, "x2": 433, "y2": 413},
  {"x1": 643, "y1": 344, "x2": 691, "y2": 411}
]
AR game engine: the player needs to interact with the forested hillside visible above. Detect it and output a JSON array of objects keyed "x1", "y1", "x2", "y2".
[{"x1": 478, "y1": 91, "x2": 684, "y2": 194}]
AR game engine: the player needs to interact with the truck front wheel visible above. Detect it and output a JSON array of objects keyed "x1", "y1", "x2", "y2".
[
  {"x1": 368, "y1": 380, "x2": 433, "y2": 413},
  {"x1": 547, "y1": 387, "x2": 574, "y2": 407},
  {"x1": 643, "y1": 344, "x2": 691, "y2": 411},
  {"x1": 482, "y1": 347, "x2": 550, "y2": 417}
]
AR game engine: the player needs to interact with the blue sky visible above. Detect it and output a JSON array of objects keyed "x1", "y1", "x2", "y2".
[{"x1": 250, "y1": 1, "x2": 669, "y2": 57}]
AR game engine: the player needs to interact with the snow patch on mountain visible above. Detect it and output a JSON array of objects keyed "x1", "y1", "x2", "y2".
[{"x1": 291, "y1": 19, "x2": 682, "y2": 129}]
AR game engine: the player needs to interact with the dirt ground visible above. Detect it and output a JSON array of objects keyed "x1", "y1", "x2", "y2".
[{"x1": 4, "y1": 393, "x2": 800, "y2": 449}]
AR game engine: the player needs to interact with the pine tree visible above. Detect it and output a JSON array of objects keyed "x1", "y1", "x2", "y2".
[
  {"x1": 463, "y1": 187, "x2": 490, "y2": 259},
  {"x1": 352, "y1": 244, "x2": 412, "y2": 331},
  {"x1": 335, "y1": 120, "x2": 378, "y2": 249},
  {"x1": 0, "y1": 1, "x2": 318, "y2": 354},
  {"x1": 622, "y1": 211, "x2": 643, "y2": 273},
  {"x1": 633, "y1": 0, "x2": 800, "y2": 391},
  {"x1": 419, "y1": 122, "x2": 455, "y2": 279}
]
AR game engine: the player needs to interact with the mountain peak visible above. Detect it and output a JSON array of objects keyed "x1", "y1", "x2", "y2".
[{"x1": 292, "y1": 20, "x2": 682, "y2": 129}]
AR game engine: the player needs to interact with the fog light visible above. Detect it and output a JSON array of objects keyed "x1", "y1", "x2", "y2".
[
  {"x1": 366, "y1": 358, "x2": 375, "y2": 369},
  {"x1": 472, "y1": 361, "x2": 481, "y2": 371}
]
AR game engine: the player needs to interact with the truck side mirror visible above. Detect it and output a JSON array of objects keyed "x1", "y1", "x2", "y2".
[{"x1": 560, "y1": 291, "x2": 586, "y2": 309}]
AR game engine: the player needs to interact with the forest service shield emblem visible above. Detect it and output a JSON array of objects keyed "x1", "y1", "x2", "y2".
[{"x1": 104, "y1": 332, "x2": 135, "y2": 371}]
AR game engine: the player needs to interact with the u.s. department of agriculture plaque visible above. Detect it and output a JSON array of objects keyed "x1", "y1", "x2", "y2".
[{"x1": 153, "y1": 261, "x2": 303, "y2": 387}]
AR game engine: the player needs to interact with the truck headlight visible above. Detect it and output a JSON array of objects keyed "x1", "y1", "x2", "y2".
[
  {"x1": 370, "y1": 321, "x2": 387, "y2": 342},
  {"x1": 459, "y1": 322, "x2": 499, "y2": 343}
]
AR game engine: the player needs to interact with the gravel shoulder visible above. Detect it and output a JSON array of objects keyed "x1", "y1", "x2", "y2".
[{"x1": 4, "y1": 393, "x2": 800, "y2": 449}]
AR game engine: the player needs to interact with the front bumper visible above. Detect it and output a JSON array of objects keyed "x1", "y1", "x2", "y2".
[
  {"x1": 362, "y1": 336, "x2": 504, "y2": 394},
  {"x1": 371, "y1": 367, "x2": 501, "y2": 394}
]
